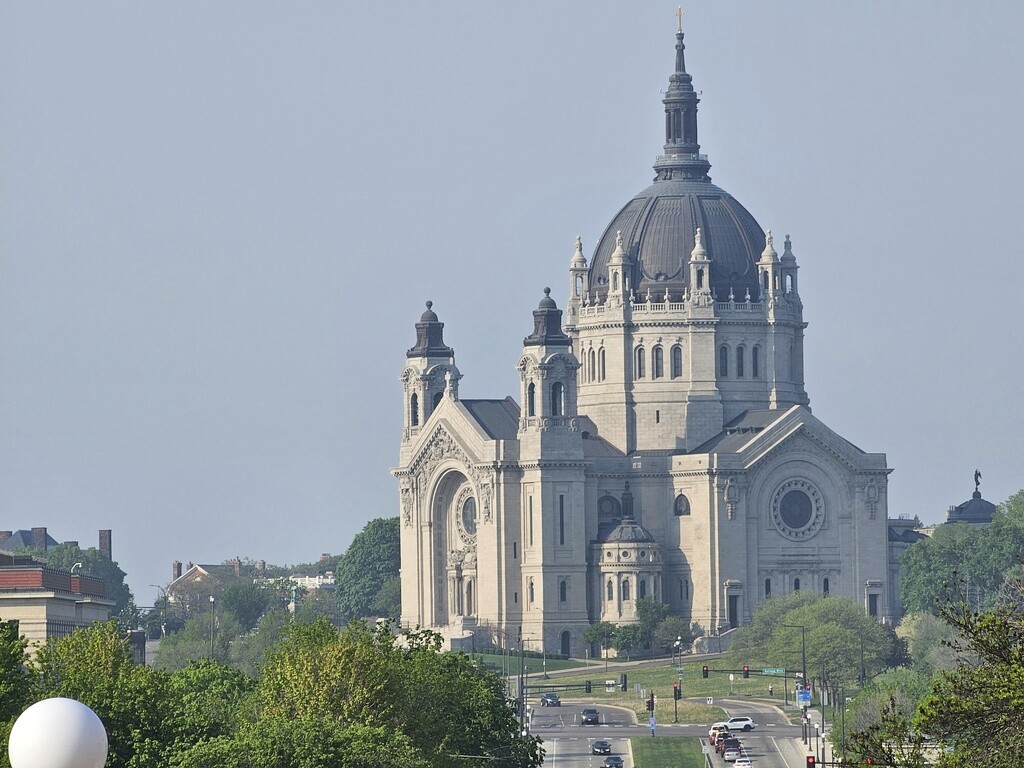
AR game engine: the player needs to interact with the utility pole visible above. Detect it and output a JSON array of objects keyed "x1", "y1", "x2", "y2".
[{"x1": 209, "y1": 595, "x2": 216, "y2": 659}]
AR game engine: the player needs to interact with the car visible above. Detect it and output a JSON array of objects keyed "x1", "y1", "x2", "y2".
[
  {"x1": 725, "y1": 716, "x2": 757, "y2": 732},
  {"x1": 581, "y1": 707, "x2": 600, "y2": 725},
  {"x1": 734, "y1": 758, "x2": 752, "y2": 768},
  {"x1": 709, "y1": 724, "x2": 730, "y2": 743},
  {"x1": 591, "y1": 740, "x2": 612, "y2": 755},
  {"x1": 539, "y1": 692, "x2": 561, "y2": 707},
  {"x1": 602, "y1": 757, "x2": 624, "y2": 768},
  {"x1": 717, "y1": 737, "x2": 742, "y2": 755},
  {"x1": 722, "y1": 747, "x2": 741, "y2": 762}
]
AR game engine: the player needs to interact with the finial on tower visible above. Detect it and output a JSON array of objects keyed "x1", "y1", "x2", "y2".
[{"x1": 676, "y1": 6, "x2": 684, "y2": 33}]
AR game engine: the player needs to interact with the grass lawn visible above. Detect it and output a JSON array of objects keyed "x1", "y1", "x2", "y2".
[{"x1": 631, "y1": 736, "x2": 705, "y2": 768}]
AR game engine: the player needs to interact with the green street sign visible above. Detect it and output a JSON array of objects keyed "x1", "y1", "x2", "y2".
[{"x1": 762, "y1": 667, "x2": 786, "y2": 675}]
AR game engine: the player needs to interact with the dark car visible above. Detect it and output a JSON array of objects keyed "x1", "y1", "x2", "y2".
[
  {"x1": 591, "y1": 740, "x2": 612, "y2": 755},
  {"x1": 540, "y1": 693, "x2": 561, "y2": 707},
  {"x1": 717, "y1": 737, "x2": 742, "y2": 755},
  {"x1": 581, "y1": 707, "x2": 600, "y2": 725},
  {"x1": 603, "y1": 757, "x2": 624, "y2": 768}
]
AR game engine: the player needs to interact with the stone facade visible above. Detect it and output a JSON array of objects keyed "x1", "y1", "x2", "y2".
[{"x1": 394, "y1": 27, "x2": 896, "y2": 656}]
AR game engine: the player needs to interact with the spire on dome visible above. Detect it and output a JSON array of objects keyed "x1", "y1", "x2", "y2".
[
  {"x1": 654, "y1": 17, "x2": 711, "y2": 182},
  {"x1": 691, "y1": 227, "x2": 708, "y2": 260},
  {"x1": 570, "y1": 235, "x2": 587, "y2": 268},
  {"x1": 759, "y1": 230, "x2": 778, "y2": 263}
]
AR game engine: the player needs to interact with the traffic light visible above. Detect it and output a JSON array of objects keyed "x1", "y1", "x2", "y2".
[
  {"x1": 585, "y1": 680, "x2": 592, "y2": 694},
  {"x1": 805, "y1": 757, "x2": 815, "y2": 768},
  {"x1": 702, "y1": 665, "x2": 709, "y2": 678},
  {"x1": 646, "y1": 693, "x2": 655, "y2": 711},
  {"x1": 673, "y1": 682, "x2": 682, "y2": 700},
  {"x1": 743, "y1": 665, "x2": 750, "y2": 679},
  {"x1": 620, "y1": 673, "x2": 627, "y2": 692}
]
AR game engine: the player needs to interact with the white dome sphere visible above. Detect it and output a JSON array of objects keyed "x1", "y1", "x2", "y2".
[{"x1": 8, "y1": 697, "x2": 108, "y2": 768}]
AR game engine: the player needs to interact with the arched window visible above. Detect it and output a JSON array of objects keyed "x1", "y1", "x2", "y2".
[
  {"x1": 621, "y1": 579, "x2": 631, "y2": 601},
  {"x1": 598, "y1": 348, "x2": 606, "y2": 381},
  {"x1": 613, "y1": 273, "x2": 619, "y2": 291},
  {"x1": 551, "y1": 382, "x2": 564, "y2": 416},
  {"x1": 410, "y1": 393, "x2": 419, "y2": 426},
  {"x1": 794, "y1": 577, "x2": 801, "y2": 592},
  {"x1": 466, "y1": 580, "x2": 474, "y2": 615},
  {"x1": 528, "y1": 580, "x2": 535, "y2": 604},
  {"x1": 684, "y1": 578, "x2": 689, "y2": 599},
  {"x1": 639, "y1": 579, "x2": 647, "y2": 599},
  {"x1": 559, "y1": 580, "x2": 567, "y2": 603},
  {"x1": 674, "y1": 494, "x2": 690, "y2": 516},
  {"x1": 635, "y1": 347, "x2": 646, "y2": 379},
  {"x1": 671, "y1": 345, "x2": 683, "y2": 378},
  {"x1": 823, "y1": 577, "x2": 830, "y2": 596},
  {"x1": 719, "y1": 345, "x2": 729, "y2": 377},
  {"x1": 762, "y1": 271, "x2": 769, "y2": 290},
  {"x1": 765, "y1": 578, "x2": 771, "y2": 598},
  {"x1": 588, "y1": 349, "x2": 596, "y2": 382},
  {"x1": 736, "y1": 346, "x2": 745, "y2": 378},
  {"x1": 527, "y1": 382, "x2": 536, "y2": 416},
  {"x1": 752, "y1": 346, "x2": 760, "y2": 378},
  {"x1": 606, "y1": 580, "x2": 614, "y2": 601},
  {"x1": 432, "y1": 392, "x2": 443, "y2": 410},
  {"x1": 697, "y1": 268, "x2": 704, "y2": 289},
  {"x1": 652, "y1": 346, "x2": 664, "y2": 379}
]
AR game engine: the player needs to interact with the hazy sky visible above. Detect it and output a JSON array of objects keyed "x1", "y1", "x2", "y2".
[{"x1": 3, "y1": 2, "x2": 1022, "y2": 607}]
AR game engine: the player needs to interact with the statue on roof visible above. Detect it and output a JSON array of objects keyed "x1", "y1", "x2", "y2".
[{"x1": 974, "y1": 469, "x2": 982, "y2": 492}]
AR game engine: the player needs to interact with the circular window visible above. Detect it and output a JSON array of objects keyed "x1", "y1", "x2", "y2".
[
  {"x1": 771, "y1": 479, "x2": 825, "y2": 540},
  {"x1": 779, "y1": 490, "x2": 812, "y2": 529},
  {"x1": 622, "y1": 551, "x2": 630, "y2": 559},
  {"x1": 454, "y1": 486, "x2": 478, "y2": 543},
  {"x1": 639, "y1": 550, "x2": 647, "y2": 558},
  {"x1": 461, "y1": 497, "x2": 477, "y2": 536}
]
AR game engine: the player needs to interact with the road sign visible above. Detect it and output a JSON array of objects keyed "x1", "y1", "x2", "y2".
[
  {"x1": 798, "y1": 689, "x2": 812, "y2": 705},
  {"x1": 762, "y1": 667, "x2": 785, "y2": 675},
  {"x1": 702, "y1": 745, "x2": 711, "y2": 754},
  {"x1": 706, "y1": 697, "x2": 714, "y2": 705}
]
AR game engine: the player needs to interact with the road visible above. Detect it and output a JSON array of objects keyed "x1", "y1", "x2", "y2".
[{"x1": 528, "y1": 698, "x2": 811, "y2": 768}]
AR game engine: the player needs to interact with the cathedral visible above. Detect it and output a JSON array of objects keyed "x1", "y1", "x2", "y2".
[{"x1": 394, "y1": 26, "x2": 894, "y2": 656}]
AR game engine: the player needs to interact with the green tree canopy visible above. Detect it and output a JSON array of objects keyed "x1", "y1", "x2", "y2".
[
  {"x1": 0, "y1": 620, "x2": 30, "y2": 722},
  {"x1": 334, "y1": 517, "x2": 400, "y2": 622}
]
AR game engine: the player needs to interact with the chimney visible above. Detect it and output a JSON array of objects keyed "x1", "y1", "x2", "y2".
[
  {"x1": 99, "y1": 529, "x2": 112, "y2": 560},
  {"x1": 31, "y1": 527, "x2": 47, "y2": 552},
  {"x1": 172, "y1": 560, "x2": 182, "y2": 580},
  {"x1": 0, "y1": 532, "x2": 12, "y2": 546}
]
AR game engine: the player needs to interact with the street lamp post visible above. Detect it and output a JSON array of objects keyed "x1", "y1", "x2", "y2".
[
  {"x1": 149, "y1": 584, "x2": 168, "y2": 637},
  {"x1": 209, "y1": 595, "x2": 215, "y2": 659}
]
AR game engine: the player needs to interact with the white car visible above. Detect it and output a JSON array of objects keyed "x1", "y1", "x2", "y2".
[
  {"x1": 725, "y1": 716, "x2": 757, "y2": 731},
  {"x1": 734, "y1": 758, "x2": 752, "y2": 768},
  {"x1": 722, "y1": 747, "x2": 741, "y2": 762}
]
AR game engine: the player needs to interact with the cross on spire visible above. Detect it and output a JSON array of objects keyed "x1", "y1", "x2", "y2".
[{"x1": 676, "y1": 6, "x2": 684, "y2": 33}]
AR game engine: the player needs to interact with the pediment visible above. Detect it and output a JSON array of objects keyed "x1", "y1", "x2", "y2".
[{"x1": 734, "y1": 408, "x2": 868, "y2": 473}]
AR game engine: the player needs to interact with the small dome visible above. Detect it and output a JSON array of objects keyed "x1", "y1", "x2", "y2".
[
  {"x1": 947, "y1": 491, "x2": 997, "y2": 524},
  {"x1": 420, "y1": 301, "x2": 439, "y2": 322},
  {"x1": 538, "y1": 287, "x2": 556, "y2": 309},
  {"x1": 604, "y1": 518, "x2": 656, "y2": 543}
]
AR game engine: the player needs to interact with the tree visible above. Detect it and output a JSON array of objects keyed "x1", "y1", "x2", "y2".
[
  {"x1": 165, "y1": 660, "x2": 254, "y2": 746},
  {"x1": 252, "y1": 620, "x2": 542, "y2": 768},
  {"x1": 635, "y1": 597, "x2": 669, "y2": 653},
  {"x1": 334, "y1": 517, "x2": 400, "y2": 622},
  {"x1": 612, "y1": 624, "x2": 645, "y2": 661},
  {"x1": 220, "y1": 580, "x2": 272, "y2": 632},
  {"x1": 582, "y1": 621, "x2": 616, "y2": 661},
  {"x1": 654, "y1": 615, "x2": 692, "y2": 653},
  {"x1": 846, "y1": 692, "x2": 931, "y2": 768},
  {"x1": 0, "y1": 619, "x2": 30, "y2": 722},
  {"x1": 895, "y1": 611, "x2": 959, "y2": 677},
  {"x1": 31, "y1": 622, "x2": 176, "y2": 768},
  {"x1": 153, "y1": 611, "x2": 243, "y2": 672},
  {"x1": 916, "y1": 575, "x2": 1024, "y2": 768}
]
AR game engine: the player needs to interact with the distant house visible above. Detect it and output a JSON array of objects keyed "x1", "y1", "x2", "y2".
[
  {"x1": 0, "y1": 553, "x2": 114, "y2": 656},
  {"x1": 288, "y1": 571, "x2": 336, "y2": 592},
  {"x1": 166, "y1": 558, "x2": 249, "y2": 602}
]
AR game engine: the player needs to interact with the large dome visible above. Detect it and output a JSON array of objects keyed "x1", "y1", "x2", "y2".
[
  {"x1": 588, "y1": 178, "x2": 764, "y2": 303},
  {"x1": 586, "y1": 28, "x2": 764, "y2": 304}
]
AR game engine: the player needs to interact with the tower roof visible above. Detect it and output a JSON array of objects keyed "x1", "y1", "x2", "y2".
[{"x1": 587, "y1": 26, "x2": 764, "y2": 303}]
